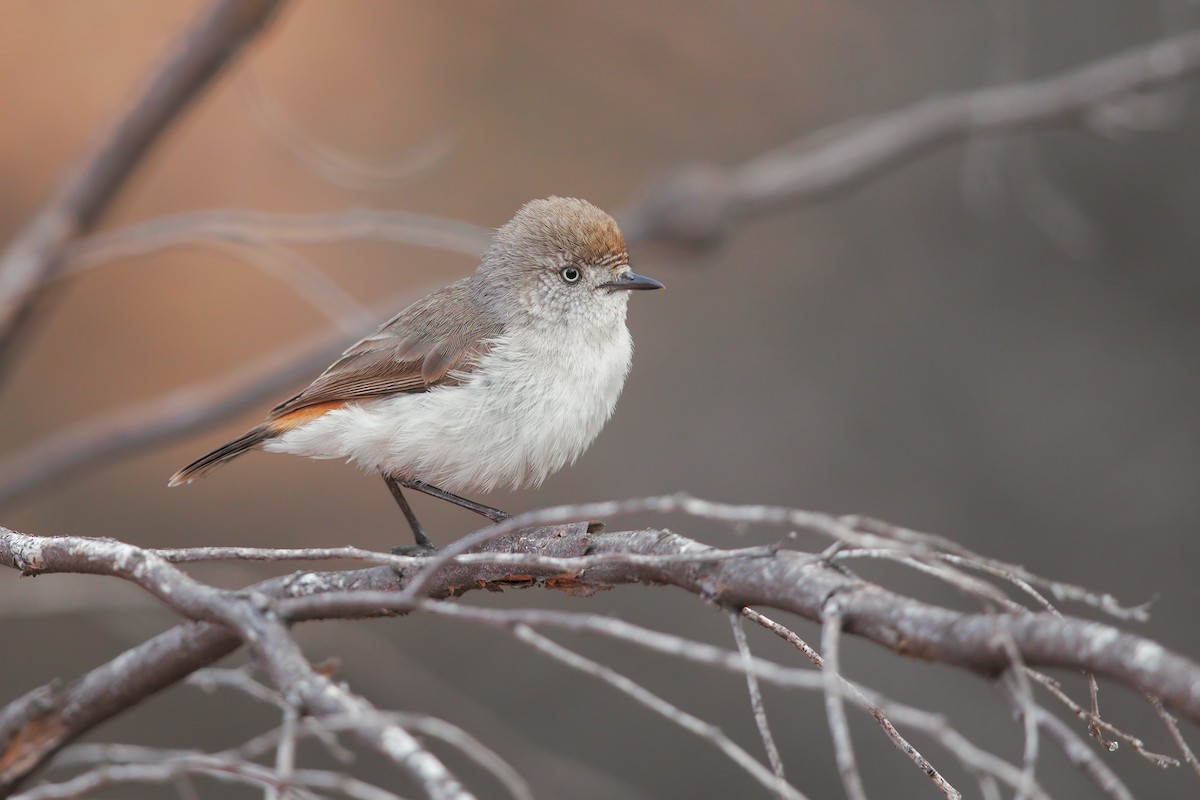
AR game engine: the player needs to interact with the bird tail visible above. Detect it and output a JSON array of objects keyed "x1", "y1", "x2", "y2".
[{"x1": 168, "y1": 426, "x2": 270, "y2": 487}]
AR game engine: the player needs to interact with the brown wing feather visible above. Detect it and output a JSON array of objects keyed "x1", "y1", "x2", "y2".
[
  {"x1": 170, "y1": 279, "x2": 502, "y2": 487},
  {"x1": 267, "y1": 278, "x2": 503, "y2": 421}
]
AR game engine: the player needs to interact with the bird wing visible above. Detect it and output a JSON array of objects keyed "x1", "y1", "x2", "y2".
[{"x1": 266, "y1": 278, "x2": 502, "y2": 424}]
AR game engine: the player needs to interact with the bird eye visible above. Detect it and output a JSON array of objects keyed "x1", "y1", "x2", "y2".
[{"x1": 560, "y1": 266, "x2": 581, "y2": 284}]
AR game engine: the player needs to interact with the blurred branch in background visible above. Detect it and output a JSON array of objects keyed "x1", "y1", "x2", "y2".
[
  {"x1": 0, "y1": 0, "x2": 288, "y2": 377},
  {"x1": 0, "y1": 288, "x2": 424, "y2": 507},
  {"x1": 3, "y1": 497, "x2": 1199, "y2": 798},
  {"x1": 618, "y1": 27, "x2": 1200, "y2": 248}
]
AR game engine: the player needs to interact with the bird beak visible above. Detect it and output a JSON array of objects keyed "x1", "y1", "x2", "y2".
[{"x1": 600, "y1": 271, "x2": 664, "y2": 292}]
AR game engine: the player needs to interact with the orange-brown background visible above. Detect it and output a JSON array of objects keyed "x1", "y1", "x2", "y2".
[{"x1": 2, "y1": 2, "x2": 1198, "y2": 797}]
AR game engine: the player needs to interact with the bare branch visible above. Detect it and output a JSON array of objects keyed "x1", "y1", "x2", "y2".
[
  {"x1": 3, "y1": 511, "x2": 1200, "y2": 795},
  {"x1": 620, "y1": 29, "x2": 1200, "y2": 247},
  {"x1": 0, "y1": 0, "x2": 288, "y2": 367}
]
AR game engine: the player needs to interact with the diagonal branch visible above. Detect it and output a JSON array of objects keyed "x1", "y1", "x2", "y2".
[
  {"x1": 0, "y1": 0, "x2": 288, "y2": 370},
  {"x1": 619, "y1": 28, "x2": 1200, "y2": 247},
  {"x1": 0, "y1": 287, "x2": 436, "y2": 508}
]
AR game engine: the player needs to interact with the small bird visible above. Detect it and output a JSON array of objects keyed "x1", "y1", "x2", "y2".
[{"x1": 170, "y1": 197, "x2": 662, "y2": 549}]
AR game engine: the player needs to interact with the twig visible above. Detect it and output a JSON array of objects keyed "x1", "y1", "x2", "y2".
[
  {"x1": 268, "y1": 704, "x2": 298, "y2": 800},
  {"x1": 12, "y1": 756, "x2": 402, "y2": 800},
  {"x1": 63, "y1": 208, "x2": 491, "y2": 272},
  {"x1": 1088, "y1": 673, "x2": 1118, "y2": 751},
  {"x1": 386, "y1": 597, "x2": 1056, "y2": 797},
  {"x1": 1023, "y1": 669, "x2": 1177, "y2": 767},
  {"x1": 241, "y1": 68, "x2": 460, "y2": 191},
  {"x1": 0, "y1": 0, "x2": 288, "y2": 368},
  {"x1": 996, "y1": 635, "x2": 1040, "y2": 800},
  {"x1": 1025, "y1": 710, "x2": 1134, "y2": 800},
  {"x1": 195, "y1": 238, "x2": 372, "y2": 334},
  {"x1": 830, "y1": 548, "x2": 1024, "y2": 612},
  {"x1": 510, "y1": 625, "x2": 810, "y2": 800},
  {"x1": 742, "y1": 608, "x2": 961, "y2": 800},
  {"x1": 845, "y1": 517, "x2": 1151, "y2": 622},
  {"x1": 189, "y1": 668, "x2": 287, "y2": 709},
  {"x1": 820, "y1": 598, "x2": 867, "y2": 800},
  {"x1": 728, "y1": 611, "x2": 786, "y2": 796},
  {"x1": 1148, "y1": 695, "x2": 1200, "y2": 778}
]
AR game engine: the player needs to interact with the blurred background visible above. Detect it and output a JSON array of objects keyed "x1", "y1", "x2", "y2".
[{"x1": 2, "y1": 1, "x2": 1199, "y2": 797}]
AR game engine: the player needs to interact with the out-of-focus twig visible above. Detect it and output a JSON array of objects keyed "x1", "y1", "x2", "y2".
[
  {"x1": 820, "y1": 598, "x2": 868, "y2": 800},
  {"x1": 241, "y1": 68, "x2": 461, "y2": 191},
  {"x1": 620, "y1": 28, "x2": 1200, "y2": 247},
  {"x1": 0, "y1": 0, "x2": 289, "y2": 373},
  {"x1": 0, "y1": 287, "x2": 434, "y2": 508},
  {"x1": 62, "y1": 208, "x2": 492, "y2": 271}
]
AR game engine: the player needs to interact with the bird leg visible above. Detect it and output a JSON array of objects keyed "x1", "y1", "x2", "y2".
[
  {"x1": 399, "y1": 478, "x2": 512, "y2": 523},
  {"x1": 382, "y1": 473, "x2": 434, "y2": 552}
]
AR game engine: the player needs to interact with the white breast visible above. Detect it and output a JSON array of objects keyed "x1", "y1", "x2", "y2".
[{"x1": 266, "y1": 324, "x2": 634, "y2": 493}]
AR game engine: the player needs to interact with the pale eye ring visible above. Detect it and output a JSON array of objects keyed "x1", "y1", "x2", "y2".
[{"x1": 560, "y1": 266, "x2": 581, "y2": 284}]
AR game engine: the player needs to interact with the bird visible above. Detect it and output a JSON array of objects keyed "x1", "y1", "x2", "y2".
[{"x1": 169, "y1": 197, "x2": 662, "y2": 550}]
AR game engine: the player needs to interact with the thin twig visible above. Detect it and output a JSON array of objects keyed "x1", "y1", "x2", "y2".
[
  {"x1": 996, "y1": 635, "x2": 1040, "y2": 800},
  {"x1": 1023, "y1": 669, "x2": 1177, "y2": 767},
  {"x1": 742, "y1": 608, "x2": 961, "y2": 800},
  {"x1": 1026, "y1": 709, "x2": 1134, "y2": 800},
  {"x1": 728, "y1": 611, "x2": 786, "y2": 796},
  {"x1": 846, "y1": 516, "x2": 1151, "y2": 622},
  {"x1": 269, "y1": 705, "x2": 298, "y2": 800},
  {"x1": 64, "y1": 208, "x2": 491, "y2": 272},
  {"x1": 1148, "y1": 695, "x2": 1200, "y2": 778},
  {"x1": 241, "y1": 68, "x2": 460, "y2": 191},
  {"x1": 511, "y1": 625, "x2": 810, "y2": 800},
  {"x1": 13, "y1": 756, "x2": 402, "y2": 800},
  {"x1": 1088, "y1": 673, "x2": 1117, "y2": 751},
  {"x1": 820, "y1": 598, "x2": 867, "y2": 800}
]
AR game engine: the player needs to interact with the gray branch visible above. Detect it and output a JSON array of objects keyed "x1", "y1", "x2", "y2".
[
  {"x1": 2, "y1": 519, "x2": 1198, "y2": 796},
  {"x1": 618, "y1": 28, "x2": 1200, "y2": 247}
]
